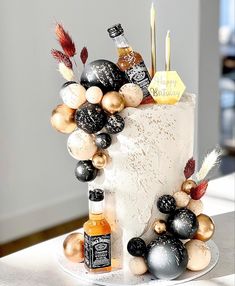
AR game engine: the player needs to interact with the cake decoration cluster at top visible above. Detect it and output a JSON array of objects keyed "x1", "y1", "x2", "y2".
[
  {"x1": 50, "y1": 21, "x2": 187, "y2": 184},
  {"x1": 50, "y1": 23, "x2": 149, "y2": 183}
]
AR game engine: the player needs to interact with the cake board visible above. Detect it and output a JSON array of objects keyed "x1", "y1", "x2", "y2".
[{"x1": 57, "y1": 240, "x2": 219, "y2": 286}]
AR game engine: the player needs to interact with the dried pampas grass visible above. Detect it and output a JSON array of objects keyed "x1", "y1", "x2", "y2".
[
  {"x1": 58, "y1": 62, "x2": 75, "y2": 81},
  {"x1": 196, "y1": 148, "x2": 223, "y2": 181}
]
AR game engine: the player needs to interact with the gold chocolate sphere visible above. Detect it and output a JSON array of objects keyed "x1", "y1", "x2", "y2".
[
  {"x1": 63, "y1": 232, "x2": 84, "y2": 263},
  {"x1": 51, "y1": 104, "x2": 76, "y2": 134},
  {"x1": 92, "y1": 152, "x2": 109, "y2": 169},
  {"x1": 101, "y1": 91, "x2": 125, "y2": 114},
  {"x1": 194, "y1": 214, "x2": 215, "y2": 242},
  {"x1": 153, "y1": 219, "x2": 167, "y2": 234},
  {"x1": 181, "y1": 180, "x2": 197, "y2": 195}
]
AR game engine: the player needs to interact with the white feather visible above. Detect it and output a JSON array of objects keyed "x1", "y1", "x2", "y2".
[
  {"x1": 196, "y1": 148, "x2": 223, "y2": 181},
  {"x1": 58, "y1": 62, "x2": 75, "y2": 81}
]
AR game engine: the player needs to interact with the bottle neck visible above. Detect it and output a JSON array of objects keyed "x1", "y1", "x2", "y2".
[
  {"x1": 89, "y1": 200, "x2": 104, "y2": 220},
  {"x1": 113, "y1": 34, "x2": 133, "y2": 56}
]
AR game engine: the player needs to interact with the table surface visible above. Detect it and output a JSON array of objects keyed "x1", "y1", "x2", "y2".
[{"x1": 1, "y1": 173, "x2": 235, "y2": 286}]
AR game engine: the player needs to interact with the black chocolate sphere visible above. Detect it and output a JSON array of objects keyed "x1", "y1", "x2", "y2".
[
  {"x1": 80, "y1": 60, "x2": 128, "y2": 93},
  {"x1": 95, "y1": 133, "x2": 112, "y2": 149},
  {"x1": 75, "y1": 104, "x2": 107, "y2": 134},
  {"x1": 127, "y1": 237, "x2": 147, "y2": 257},
  {"x1": 167, "y1": 208, "x2": 198, "y2": 239},
  {"x1": 157, "y1": 195, "x2": 176, "y2": 214},
  {"x1": 146, "y1": 234, "x2": 188, "y2": 280},
  {"x1": 75, "y1": 160, "x2": 98, "y2": 182},
  {"x1": 105, "y1": 114, "x2": 125, "y2": 134}
]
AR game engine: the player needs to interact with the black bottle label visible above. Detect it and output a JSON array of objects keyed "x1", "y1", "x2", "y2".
[
  {"x1": 84, "y1": 233, "x2": 111, "y2": 269},
  {"x1": 125, "y1": 61, "x2": 151, "y2": 97}
]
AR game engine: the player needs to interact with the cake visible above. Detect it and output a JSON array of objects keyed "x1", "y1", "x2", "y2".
[
  {"x1": 51, "y1": 22, "x2": 219, "y2": 282},
  {"x1": 89, "y1": 93, "x2": 195, "y2": 269}
]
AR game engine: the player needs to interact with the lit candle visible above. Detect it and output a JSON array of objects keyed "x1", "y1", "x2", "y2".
[
  {"x1": 150, "y1": 2, "x2": 156, "y2": 78},
  {"x1": 165, "y1": 30, "x2": 171, "y2": 71}
]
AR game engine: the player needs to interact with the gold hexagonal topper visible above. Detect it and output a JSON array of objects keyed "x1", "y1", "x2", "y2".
[
  {"x1": 148, "y1": 31, "x2": 186, "y2": 104},
  {"x1": 148, "y1": 71, "x2": 186, "y2": 104}
]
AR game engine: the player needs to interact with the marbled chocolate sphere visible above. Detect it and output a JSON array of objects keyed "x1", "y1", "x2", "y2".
[
  {"x1": 85, "y1": 86, "x2": 103, "y2": 104},
  {"x1": 129, "y1": 257, "x2": 148, "y2": 275},
  {"x1": 95, "y1": 133, "x2": 112, "y2": 149},
  {"x1": 75, "y1": 104, "x2": 107, "y2": 134},
  {"x1": 119, "y1": 83, "x2": 143, "y2": 107},
  {"x1": 187, "y1": 199, "x2": 203, "y2": 216},
  {"x1": 157, "y1": 195, "x2": 176, "y2": 214},
  {"x1": 167, "y1": 208, "x2": 198, "y2": 239},
  {"x1": 173, "y1": 191, "x2": 190, "y2": 208},
  {"x1": 80, "y1": 60, "x2": 128, "y2": 93},
  {"x1": 185, "y1": 239, "x2": 211, "y2": 271},
  {"x1": 146, "y1": 235, "x2": 188, "y2": 280},
  {"x1": 67, "y1": 129, "x2": 97, "y2": 160},
  {"x1": 60, "y1": 82, "x2": 86, "y2": 109},
  {"x1": 105, "y1": 114, "x2": 125, "y2": 134},
  {"x1": 74, "y1": 160, "x2": 98, "y2": 182}
]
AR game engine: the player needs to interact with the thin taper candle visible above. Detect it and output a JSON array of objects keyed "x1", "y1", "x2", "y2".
[
  {"x1": 165, "y1": 30, "x2": 171, "y2": 71},
  {"x1": 150, "y1": 2, "x2": 156, "y2": 78}
]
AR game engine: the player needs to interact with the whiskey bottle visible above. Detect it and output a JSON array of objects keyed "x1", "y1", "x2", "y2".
[
  {"x1": 107, "y1": 23, "x2": 153, "y2": 102},
  {"x1": 83, "y1": 189, "x2": 111, "y2": 273}
]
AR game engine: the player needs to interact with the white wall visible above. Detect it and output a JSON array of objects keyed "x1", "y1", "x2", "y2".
[
  {"x1": 198, "y1": 0, "x2": 220, "y2": 162},
  {"x1": 0, "y1": 0, "x2": 219, "y2": 243}
]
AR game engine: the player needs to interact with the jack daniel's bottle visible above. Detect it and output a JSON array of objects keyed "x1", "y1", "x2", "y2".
[
  {"x1": 108, "y1": 24, "x2": 152, "y2": 102},
  {"x1": 84, "y1": 189, "x2": 111, "y2": 273}
]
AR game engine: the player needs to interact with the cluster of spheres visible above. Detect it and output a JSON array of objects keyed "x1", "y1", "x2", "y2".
[
  {"x1": 51, "y1": 60, "x2": 144, "y2": 182},
  {"x1": 127, "y1": 178, "x2": 215, "y2": 280}
]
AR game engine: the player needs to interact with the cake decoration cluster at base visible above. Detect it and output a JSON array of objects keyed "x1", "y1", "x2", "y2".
[{"x1": 125, "y1": 152, "x2": 221, "y2": 279}]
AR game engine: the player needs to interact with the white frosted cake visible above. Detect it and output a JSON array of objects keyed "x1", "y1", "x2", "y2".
[{"x1": 89, "y1": 93, "x2": 195, "y2": 269}]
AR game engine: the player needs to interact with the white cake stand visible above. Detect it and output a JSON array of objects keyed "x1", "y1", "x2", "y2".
[{"x1": 57, "y1": 240, "x2": 219, "y2": 286}]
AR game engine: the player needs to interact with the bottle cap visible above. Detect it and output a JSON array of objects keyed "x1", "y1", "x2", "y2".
[
  {"x1": 89, "y1": 189, "x2": 104, "y2": 201},
  {"x1": 107, "y1": 24, "x2": 124, "y2": 38}
]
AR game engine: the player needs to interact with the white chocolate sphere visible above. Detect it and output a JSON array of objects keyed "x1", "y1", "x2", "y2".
[
  {"x1": 185, "y1": 239, "x2": 211, "y2": 271},
  {"x1": 173, "y1": 191, "x2": 190, "y2": 207},
  {"x1": 187, "y1": 199, "x2": 203, "y2": 216},
  {"x1": 129, "y1": 257, "x2": 148, "y2": 275},
  {"x1": 119, "y1": 83, "x2": 143, "y2": 107},
  {"x1": 60, "y1": 83, "x2": 86, "y2": 109},
  {"x1": 85, "y1": 86, "x2": 103, "y2": 104},
  {"x1": 67, "y1": 129, "x2": 97, "y2": 160}
]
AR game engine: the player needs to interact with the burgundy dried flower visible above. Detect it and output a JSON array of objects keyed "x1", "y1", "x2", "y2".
[
  {"x1": 190, "y1": 180, "x2": 208, "y2": 200},
  {"x1": 55, "y1": 23, "x2": 76, "y2": 57},
  {"x1": 184, "y1": 158, "x2": 196, "y2": 179},
  {"x1": 51, "y1": 49, "x2": 73, "y2": 69},
  {"x1": 80, "y1": 47, "x2": 88, "y2": 65}
]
